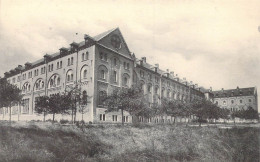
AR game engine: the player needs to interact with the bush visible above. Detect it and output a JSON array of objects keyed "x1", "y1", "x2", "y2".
[{"x1": 60, "y1": 119, "x2": 69, "y2": 124}]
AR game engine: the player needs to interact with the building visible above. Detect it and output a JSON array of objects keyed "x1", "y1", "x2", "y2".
[
  {"x1": 0, "y1": 28, "x2": 257, "y2": 123},
  {"x1": 212, "y1": 87, "x2": 258, "y2": 112}
]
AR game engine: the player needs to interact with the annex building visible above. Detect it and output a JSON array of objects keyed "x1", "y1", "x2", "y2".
[{"x1": 0, "y1": 28, "x2": 258, "y2": 123}]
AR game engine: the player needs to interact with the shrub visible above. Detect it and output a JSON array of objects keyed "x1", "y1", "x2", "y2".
[{"x1": 60, "y1": 119, "x2": 69, "y2": 124}]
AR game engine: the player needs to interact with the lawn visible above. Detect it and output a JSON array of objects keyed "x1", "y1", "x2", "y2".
[{"x1": 0, "y1": 121, "x2": 259, "y2": 162}]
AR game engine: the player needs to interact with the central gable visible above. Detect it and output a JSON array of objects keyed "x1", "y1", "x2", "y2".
[{"x1": 94, "y1": 28, "x2": 132, "y2": 59}]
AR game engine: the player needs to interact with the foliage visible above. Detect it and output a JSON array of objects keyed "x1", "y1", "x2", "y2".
[
  {"x1": 104, "y1": 85, "x2": 147, "y2": 125},
  {"x1": 0, "y1": 77, "x2": 23, "y2": 121}
]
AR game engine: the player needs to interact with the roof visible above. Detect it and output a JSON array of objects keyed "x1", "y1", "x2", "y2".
[
  {"x1": 212, "y1": 87, "x2": 256, "y2": 98},
  {"x1": 93, "y1": 28, "x2": 117, "y2": 41}
]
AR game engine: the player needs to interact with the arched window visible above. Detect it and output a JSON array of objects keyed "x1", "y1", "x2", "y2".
[
  {"x1": 231, "y1": 100, "x2": 234, "y2": 104},
  {"x1": 80, "y1": 65, "x2": 88, "y2": 80},
  {"x1": 167, "y1": 90, "x2": 170, "y2": 98},
  {"x1": 66, "y1": 70, "x2": 73, "y2": 83},
  {"x1": 51, "y1": 64, "x2": 53, "y2": 71},
  {"x1": 161, "y1": 89, "x2": 165, "y2": 98},
  {"x1": 122, "y1": 73, "x2": 130, "y2": 87},
  {"x1": 57, "y1": 62, "x2": 59, "y2": 69},
  {"x1": 98, "y1": 65, "x2": 108, "y2": 80},
  {"x1": 60, "y1": 61, "x2": 62, "y2": 68},
  {"x1": 48, "y1": 74, "x2": 61, "y2": 88},
  {"x1": 34, "y1": 79, "x2": 44, "y2": 91}
]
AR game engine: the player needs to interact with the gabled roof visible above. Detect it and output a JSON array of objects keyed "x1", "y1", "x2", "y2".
[
  {"x1": 212, "y1": 87, "x2": 256, "y2": 98},
  {"x1": 93, "y1": 28, "x2": 117, "y2": 41}
]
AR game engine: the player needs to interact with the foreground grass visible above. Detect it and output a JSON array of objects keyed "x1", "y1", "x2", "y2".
[{"x1": 0, "y1": 121, "x2": 259, "y2": 162}]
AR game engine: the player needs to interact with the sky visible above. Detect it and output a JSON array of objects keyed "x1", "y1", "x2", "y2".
[{"x1": 0, "y1": 0, "x2": 260, "y2": 111}]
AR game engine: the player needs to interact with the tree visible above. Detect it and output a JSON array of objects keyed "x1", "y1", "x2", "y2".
[
  {"x1": 104, "y1": 85, "x2": 145, "y2": 125},
  {"x1": 35, "y1": 96, "x2": 50, "y2": 122},
  {"x1": 0, "y1": 78, "x2": 23, "y2": 122},
  {"x1": 78, "y1": 90, "x2": 91, "y2": 122},
  {"x1": 244, "y1": 106, "x2": 259, "y2": 120}
]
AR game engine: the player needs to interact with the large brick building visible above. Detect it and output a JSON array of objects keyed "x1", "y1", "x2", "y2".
[{"x1": 0, "y1": 28, "x2": 257, "y2": 123}]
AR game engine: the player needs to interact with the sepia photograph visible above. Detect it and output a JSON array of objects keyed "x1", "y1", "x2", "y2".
[{"x1": 0, "y1": 0, "x2": 259, "y2": 161}]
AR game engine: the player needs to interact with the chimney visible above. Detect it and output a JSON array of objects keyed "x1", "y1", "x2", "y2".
[
  {"x1": 154, "y1": 64, "x2": 159, "y2": 72},
  {"x1": 25, "y1": 62, "x2": 32, "y2": 69},
  {"x1": 141, "y1": 57, "x2": 146, "y2": 63},
  {"x1": 237, "y1": 86, "x2": 239, "y2": 89},
  {"x1": 59, "y1": 47, "x2": 69, "y2": 56},
  {"x1": 222, "y1": 88, "x2": 224, "y2": 92},
  {"x1": 140, "y1": 60, "x2": 143, "y2": 66},
  {"x1": 210, "y1": 87, "x2": 212, "y2": 92},
  {"x1": 195, "y1": 84, "x2": 198, "y2": 88},
  {"x1": 170, "y1": 71, "x2": 174, "y2": 76},
  {"x1": 166, "y1": 69, "x2": 169, "y2": 77}
]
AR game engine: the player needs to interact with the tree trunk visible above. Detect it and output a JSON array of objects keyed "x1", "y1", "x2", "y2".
[
  {"x1": 52, "y1": 113, "x2": 55, "y2": 122},
  {"x1": 43, "y1": 111, "x2": 46, "y2": 122},
  {"x1": 9, "y1": 106, "x2": 12, "y2": 123},
  {"x1": 71, "y1": 109, "x2": 74, "y2": 124},
  {"x1": 121, "y1": 109, "x2": 124, "y2": 126}
]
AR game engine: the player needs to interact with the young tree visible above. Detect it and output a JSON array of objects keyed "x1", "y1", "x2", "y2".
[
  {"x1": 104, "y1": 85, "x2": 145, "y2": 125},
  {"x1": 0, "y1": 78, "x2": 23, "y2": 122},
  {"x1": 35, "y1": 96, "x2": 50, "y2": 122},
  {"x1": 48, "y1": 93, "x2": 70, "y2": 122},
  {"x1": 78, "y1": 90, "x2": 91, "y2": 122}
]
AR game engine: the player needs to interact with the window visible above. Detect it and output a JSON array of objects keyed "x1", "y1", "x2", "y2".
[
  {"x1": 113, "y1": 71, "x2": 117, "y2": 82},
  {"x1": 123, "y1": 116, "x2": 128, "y2": 122},
  {"x1": 86, "y1": 52, "x2": 89, "y2": 60},
  {"x1": 240, "y1": 100, "x2": 243, "y2": 103},
  {"x1": 231, "y1": 100, "x2": 234, "y2": 104},
  {"x1": 12, "y1": 78, "x2": 16, "y2": 83},
  {"x1": 123, "y1": 77, "x2": 128, "y2": 86},
  {"x1": 22, "y1": 99, "x2": 29, "y2": 114},
  {"x1": 215, "y1": 101, "x2": 218, "y2": 105},
  {"x1": 100, "y1": 114, "x2": 105, "y2": 121},
  {"x1": 140, "y1": 70, "x2": 145, "y2": 78},
  {"x1": 114, "y1": 58, "x2": 117, "y2": 66},
  {"x1": 223, "y1": 101, "x2": 226, "y2": 105},
  {"x1": 71, "y1": 57, "x2": 74, "y2": 65},
  {"x1": 167, "y1": 91, "x2": 170, "y2": 98},
  {"x1": 57, "y1": 62, "x2": 59, "y2": 69},
  {"x1": 148, "y1": 85, "x2": 152, "y2": 93},
  {"x1": 51, "y1": 64, "x2": 53, "y2": 71},
  {"x1": 60, "y1": 61, "x2": 62, "y2": 68},
  {"x1": 123, "y1": 62, "x2": 126, "y2": 69},
  {"x1": 101, "y1": 70, "x2": 105, "y2": 79},
  {"x1": 68, "y1": 58, "x2": 70, "y2": 66},
  {"x1": 239, "y1": 91, "x2": 243, "y2": 95},
  {"x1": 127, "y1": 63, "x2": 129, "y2": 70},
  {"x1": 161, "y1": 89, "x2": 165, "y2": 97},
  {"x1": 155, "y1": 87, "x2": 158, "y2": 94},
  {"x1": 83, "y1": 70, "x2": 87, "y2": 79},
  {"x1": 82, "y1": 53, "x2": 85, "y2": 61},
  {"x1": 112, "y1": 115, "x2": 117, "y2": 122},
  {"x1": 249, "y1": 99, "x2": 252, "y2": 102},
  {"x1": 100, "y1": 52, "x2": 107, "y2": 61},
  {"x1": 148, "y1": 74, "x2": 152, "y2": 81},
  {"x1": 66, "y1": 70, "x2": 73, "y2": 83},
  {"x1": 155, "y1": 77, "x2": 159, "y2": 83}
]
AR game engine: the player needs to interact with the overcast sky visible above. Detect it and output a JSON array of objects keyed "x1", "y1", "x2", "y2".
[{"x1": 0, "y1": 0, "x2": 260, "y2": 110}]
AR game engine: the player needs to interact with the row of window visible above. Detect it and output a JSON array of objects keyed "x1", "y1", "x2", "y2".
[
  {"x1": 215, "y1": 91, "x2": 253, "y2": 97},
  {"x1": 99, "y1": 114, "x2": 129, "y2": 122},
  {"x1": 216, "y1": 99, "x2": 252, "y2": 105}
]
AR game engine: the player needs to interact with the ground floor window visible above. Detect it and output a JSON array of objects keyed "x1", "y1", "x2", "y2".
[
  {"x1": 100, "y1": 114, "x2": 105, "y2": 121},
  {"x1": 0, "y1": 108, "x2": 3, "y2": 114},
  {"x1": 112, "y1": 115, "x2": 117, "y2": 122},
  {"x1": 123, "y1": 116, "x2": 128, "y2": 122}
]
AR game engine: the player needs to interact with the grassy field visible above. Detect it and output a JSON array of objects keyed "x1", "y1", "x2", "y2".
[{"x1": 0, "y1": 121, "x2": 259, "y2": 162}]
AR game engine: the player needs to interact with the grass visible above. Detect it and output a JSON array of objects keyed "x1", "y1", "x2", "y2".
[{"x1": 0, "y1": 121, "x2": 259, "y2": 162}]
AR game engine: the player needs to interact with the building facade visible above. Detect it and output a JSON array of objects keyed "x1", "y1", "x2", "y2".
[
  {"x1": 0, "y1": 28, "x2": 258, "y2": 123},
  {"x1": 212, "y1": 87, "x2": 258, "y2": 112}
]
